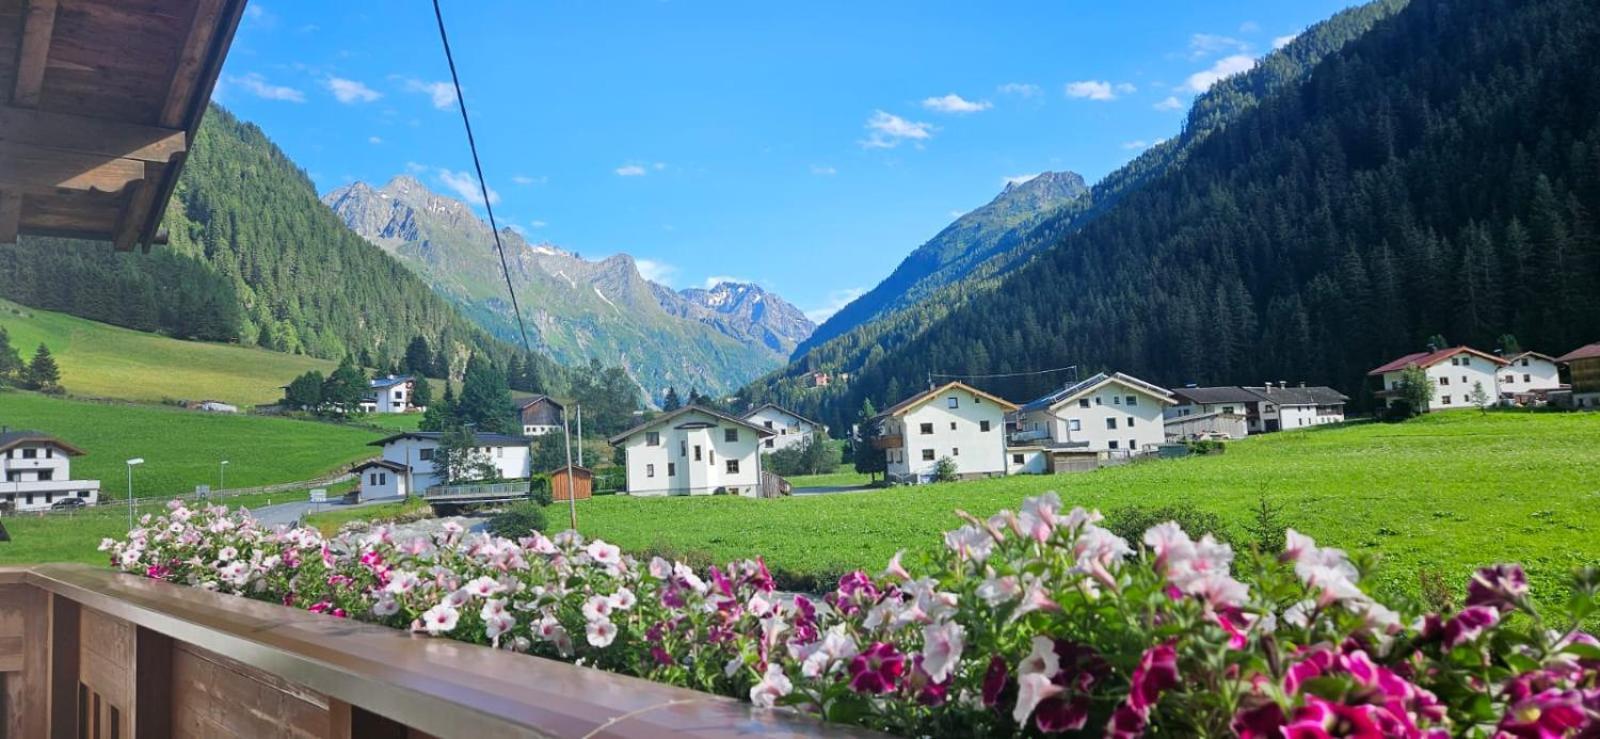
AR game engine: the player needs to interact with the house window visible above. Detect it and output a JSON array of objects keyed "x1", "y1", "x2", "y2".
[
  {"x1": 1222, "y1": 405, "x2": 1235, "y2": 414},
  {"x1": 1521, "y1": 358, "x2": 1530, "y2": 367},
  {"x1": 1068, "y1": 419, "x2": 1081, "y2": 432},
  {"x1": 921, "y1": 449, "x2": 935, "y2": 461},
  {"x1": 1504, "y1": 375, "x2": 1515, "y2": 384},
  {"x1": 1079, "y1": 399, "x2": 1090, "y2": 408},
  {"x1": 370, "y1": 473, "x2": 378, "y2": 485},
  {"x1": 646, "y1": 431, "x2": 660, "y2": 446},
  {"x1": 1128, "y1": 439, "x2": 1137, "y2": 450},
  {"x1": 952, "y1": 447, "x2": 960, "y2": 456},
  {"x1": 21, "y1": 448, "x2": 35, "y2": 459},
  {"x1": 1109, "y1": 440, "x2": 1119, "y2": 450},
  {"x1": 647, "y1": 464, "x2": 656, "y2": 478},
  {"x1": 379, "y1": 473, "x2": 387, "y2": 485},
  {"x1": 1095, "y1": 397, "x2": 1102, "y2": 406},
  {"x1": 725, "y1": 428, "x2": 738, "y2": 443},
  {"x1": 1105, "y1": 418, "x2": 1117, "y2": 430},
  {"x1": 1113, "y1": 396, "x2": 1121, "y2": 405},
  {"x1": 920, "y1": 423, "x2": 934, "y2": 435},
  {"x1": 726, "y1": 460, "x2": 740, "y2": 474},
  {"x1": 668, "y1": 462, "x2": 676, "y2": 475},
  {"x1": 979, "y1": 420, "x2": 991, "y2": 432},
  {"x1": 1439, "y1": 377, "x2": 1449, "y2": 386},
  {"x1": 1441, "y1": 395, "x2": 1452, "y2": 405},
  {"x1": 45, "y1": 448, "x2": 53, "y2": 458},
  {"x1": 1461, "y1": 376, "x2": 1468, "y2": 384},
  {"x1": 37, "y1": 470, "x2": 52, "y2": 481},
  {"x1": 419, "y1": 448, "x2": 433, "y2": 461},
  {"x1": 1126, "y1": 396, "x2": 1138, "y2": 406},
  {"x1": 950, "y1": 422, "x2": 957, "y2": 431},
  {"x1": 1012, "y1": 453, "x2": 1024, "y2": 464},
  {"x1": 764, "y1": 421, "x2": 774, "y2": 429},
  {"x1": 681, "y1": 440, "x2": 687, "y2": 457},
  {"x1": 764, "y1": 439, "x2": 774, "y2": 448},
  {"x1": 947, "y1": 397, "x2": 959, "y2": 409},
  {"x1": 1523, "y1": 374, "x2": 1531, "y2": 383},
  {"x1": 694, "y1": 445, "x2": 702, "y2": 461},
  {"x1": 1125, "y1": 417, "x2": 1134, "y2": 428}
]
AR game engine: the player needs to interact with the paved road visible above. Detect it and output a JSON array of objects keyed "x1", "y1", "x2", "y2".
[{"x1": 249, "y1": 497, "x2": 396, "y2": 528}]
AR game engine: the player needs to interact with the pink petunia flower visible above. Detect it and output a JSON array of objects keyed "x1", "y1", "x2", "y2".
[{"x1": 847, "y1": 642, "x2": 904, "y2": 694}]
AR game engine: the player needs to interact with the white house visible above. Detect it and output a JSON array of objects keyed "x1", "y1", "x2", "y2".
[
  {"x1": 0, "y1": 430, "x2": 100, "y2": 513},
  {"x1": 1369, "y1": 346, "x2": 1508, "y2": 411},
  {"x1": 609, "y1": 405, "x2": 774, "y2": 496},
  {"x1": 1558, "y1": 342, "x2": 1600, "y2": 409},
  {"x1": 1239, "y1": 385, "x2": 1349, "y2": 431},
  {"x1": 1164, "y1": 411, "x2": 1250, "y2": 441},
  {"x1": 1497, "y1": 352, "x2": 1564, "y2": 402},
  {"x1": 352, "y1": 459, "x2": 409, "y2": 500},
  {"x1": 369, "y1": 431, "x2": 531, "y2": 493},
  {"x1": 742, "y1": 403, "x2": 825, "y2": 452},
  {"x1": 1012, "y1": 372, "x2": 1174, "y2": 457},
  {"x1": 872, "y1": 381, "x2": 1017, "y2": 483},
  {"x1": 1166, "y1": 387, "x2": 1262, "y2": 424},
  {"x1": 363, "y1": 375, "x2": 418, "y2": 414},
  {"x1": 517, "y1": 395, "x2": 565, "y2": 436}
]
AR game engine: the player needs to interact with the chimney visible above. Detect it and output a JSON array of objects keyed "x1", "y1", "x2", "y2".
[
  {"x1": 1299, "y1": 381, "x2": 1307, "y2": 388},
  {"x1": 1264, "y1": 381, "x2": 1273, "y2": 389}
]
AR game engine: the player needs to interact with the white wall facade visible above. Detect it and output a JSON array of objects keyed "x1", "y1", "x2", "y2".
[
  {"x1": 357, "y1": 465, "x2": 408, "y2": 500},
  {"x1": 0, "y1": 442, "x2": 100, "y2": 512},
  {"x1": 618, "y1": 410, "x2": 765, "y2": 496},
  {"x1": 1164, "y1": 413, "x2": 1249, "y2": 440},
  {"x1": 744, "y1": 406, "x2": 819, "y2": 452},
  {"x1": 1005, "y1": 447, "x2": 1047, "y2": 475},
  {"x1": 1379, "y1": 354, "x2": 1505, "y2": 411},
  {"x1": 1165, "y1": 400, "x2": 1251, "y2": 421},
  {"x1": 883, "y1": 387, "x2": 1010, "y2": 482},
  {"x1": 1498, "y1": 355, "x2": 1562, "y2": 398},
  {"x1": 1041, "y1": 381, "x2": 1169, "y2": 453},
  {"x1": 378, "y1": 436, "x2": 529, "y2": 492},
  {"x1": 523, "y1": 424, "x2": 560, "y2": 436},
  {"x1": 372, "y1": 379, "x2": 413, "y2": 413}
]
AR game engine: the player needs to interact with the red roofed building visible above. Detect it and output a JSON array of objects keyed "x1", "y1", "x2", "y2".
[
  {"x1": 1556, "y1": 342, "x2": 1600, "y2": 408},
  {"x1": 1367, "y1": 346, "x2": 1508, "y2": 412}
]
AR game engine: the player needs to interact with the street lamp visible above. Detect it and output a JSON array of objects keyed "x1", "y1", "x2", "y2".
[
  {"x1": 219, "y1": 460, "x2": 229, "y2": 493},
  {"x1": 125, "y1": 458, "x2": 144, "y2": 531}
]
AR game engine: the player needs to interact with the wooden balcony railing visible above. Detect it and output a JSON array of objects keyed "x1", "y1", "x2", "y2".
[{"x1": 0, "y1": 564, "x2": 883, "y2": 738}]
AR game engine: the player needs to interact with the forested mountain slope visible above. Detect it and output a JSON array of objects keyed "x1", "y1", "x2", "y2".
[
  {"x1": 749, "y1": 0, "x2": 1410, "y2": 413},
  {"x1": 796, "y1": 171, "x2": 1088, "y2": 354},
  {"x1": 0, "y1": 106, "x2": 572, "y2": 391},
  {"x1": 760, "y1": 0, "x2": 1600, "y2": 430}
]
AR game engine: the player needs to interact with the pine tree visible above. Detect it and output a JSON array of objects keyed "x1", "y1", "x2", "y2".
[
  {"x1": 283, "y1": 371, "x2": 325, "y2": 410},
  {"x1": 852, "y1": 398, "x2": 885, "y2": 481},
  {"x1": 0, "y1": 327, "x2": 23, "y2": 386},
  {"x1": 404, "y1": 336, "x2": 433, "y2": 376},
  {"x1": 412, "y1": 375, "x2": 434, "y2": 409},
  {"x1": 320, "y1": 356, "x2": 368, "y2": 416},
  {"x1": 457, "y1": 354, "x2": 514, "y2": 434},
  {"x1": 662, "y1": 387, "x2": 682, "y2": 411},
  {"x1": 24, "y1": 343, "x2": 61, "y2": 393}
]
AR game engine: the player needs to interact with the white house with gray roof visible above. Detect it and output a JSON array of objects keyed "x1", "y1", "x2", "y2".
[
  {"x1": 0, "y1": 430, "x2": 100, "y2": 512},
  {"x1": 741, "y1": 403, "x2": 824, "y2": 452},
  {"x1": 1012, "y1": 372, "x2": 1175, "y2": 456},
  {"x1": 609, "y1": 406, "x2": 774, "y2": 496}
]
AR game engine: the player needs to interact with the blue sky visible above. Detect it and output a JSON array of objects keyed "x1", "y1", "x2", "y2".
[{"x1": 217, "y1": 1, "x2": 1359, "y2": 321}]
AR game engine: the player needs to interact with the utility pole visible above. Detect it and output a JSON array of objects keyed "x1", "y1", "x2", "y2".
[
  {"x1": 125, "y1": 458, "x2": 144, "y2": 531},
  {"x1": 219, "y1": 459, "x2": 229, "y2": 493},
  {"x1": 561, "y1": 412, "x2": 578, "y2": 530},
  {"x1": 576, "y1": 404, "x2": 583, "y2": 467}
]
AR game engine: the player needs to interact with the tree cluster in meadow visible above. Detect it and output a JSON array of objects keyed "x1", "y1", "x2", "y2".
[
  {"x1": 0, "y1": 328, "x2": 63, "y2": 394},
  {"x1": 751, "y1": 0, "x2": 1600, "y2": 433}
]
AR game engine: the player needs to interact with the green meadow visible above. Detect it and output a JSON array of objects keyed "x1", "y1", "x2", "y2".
[
  {"x1": 0, "y1": 392, "x2": 380, "y2": 499},
  {"x1": 579, "y1": 412, "x2": 1600, "y2": 605}
]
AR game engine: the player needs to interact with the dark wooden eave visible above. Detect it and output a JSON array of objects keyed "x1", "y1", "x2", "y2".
[{"x1": 0, "y1": 0, "x2": 246, "y2": 250}]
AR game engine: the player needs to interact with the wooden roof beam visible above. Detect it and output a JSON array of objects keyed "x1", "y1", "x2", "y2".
[
  {"x1": 0, "y1": 191, "x2": 20, "y2": 246},
  {"x1": 160, "y1": 0, "x2": 226, "y2": 128},
  {"x1": 0, "y1": 106, "x2": 187, "y2": 163},
  {"x1": 0, "y1": 142, "x2": 150, "y2": 196},
  {"x1": 12, "y1": 0, "x2": 58, "y2": 108}
]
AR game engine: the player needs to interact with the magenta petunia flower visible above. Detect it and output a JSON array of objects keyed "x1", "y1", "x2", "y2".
[
  {"x1": 1496, "y1": 688, "x2": 1587, "y2": 738},
  {"x1": 1284, "y1": 697, "x2": 1385, "y2": 739},
  {"x1": 1128, "y1": 643, "x2": 1180, "y2": 711},
  {"x1": 1465, "y1": 563, "x2": 1528, "y2": 612},
  {"x1": 847, "y1": 642, "x2": 904, "y2": 694},
  {"x1": 1231, "y1": 701, "x2": 1288, "y2": 738},
  {"x1": 1442, "y1": 605, "x2": 1499, "y2": 649},
  {"x1": 982, "y1": 654, "x2": 1009, "y2": 708}
]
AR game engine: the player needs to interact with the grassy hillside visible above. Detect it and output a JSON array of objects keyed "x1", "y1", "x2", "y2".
[
  {"x1": 0, "y1": 392, "x2": 379, "y2": 498},
  {"x1": 580, "y1": 412, "x2": 1600, "y2": 606},
  {"x1": 0, "y1": 300, "x2": 336, "y2": 406}
]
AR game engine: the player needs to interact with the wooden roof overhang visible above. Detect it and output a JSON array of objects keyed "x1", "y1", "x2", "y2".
[{"x1": 0, "y1": 0, "x2": 246, "y2": 250}]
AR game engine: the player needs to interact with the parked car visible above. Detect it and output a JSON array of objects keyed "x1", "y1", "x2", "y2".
[{"x1": 51, "y1": 497, "x2": 87, "y2": 510}]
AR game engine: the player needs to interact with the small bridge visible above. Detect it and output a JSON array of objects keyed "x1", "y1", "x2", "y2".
[{"x1": 422, "y1": 481, "x2": 535, "y2": 515}]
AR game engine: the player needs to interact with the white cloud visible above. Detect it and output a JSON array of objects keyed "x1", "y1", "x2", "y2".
[
  {"x1": 1122, "y1": 140, "x2": 1151, "y2": 150},
  {"x1": 1154, "y1": 96, "x2": 1183, "y2": 112},
  {"x1": 528, "y1": 220, "x2": 548, "y2": 228},
  {"x1": 921, "y1": 93, "x2": 991, "y2": 114},
  {"x1": 1003, "y1": 173, "x2": 1041, "y2": 186},
  {"x1": 436, "y1": 169, "x2": 500, "y2": 206},
  {"x1": 1273, "y1": 33, "x2": 1299, "y2": 50},
  {"x1": 635, "y1": 258, "x2": 677, "y2": 285},
  {"x1": 653, "y1": 162, "x2": 666, "y2": 171},
  {"x1": 860, "y1": 110, "x2": 934, "y2": 149},
  {"x1": 1188, "y1": 33, "x2": 1251, "y2": 60},
  {"x1": 243, "y1": 5, "x2": 276, "y2": 29},
  {"x1": 997, "y1": 82, "x2": 1041, "y2": 98},
  {"x1": 404, "y1": 161, "x2": 428, "y2": 174},
  {"x1": 1064, "y1": 80, "x2": 1131, "y2": 101},
  {"x1": 702, "y1": 275, "x2": 752, "y2": 289},
  {"x1": 367, "y1": 136, "x2": 382, "y2": 144},
  {"x1": 949, "y1": 209, "x2": 966, "y2": 218},
  {"x1": 1239, "y1": 21, "x2": 1261, "y2": 33},
  {"x1": 805, "y1": 288, "x2": 866, "y2": 323},
  {"x1": 1183, "y1": 54, "x2": 1256, "y2": 93},
  {"x1": 402, "y1": 79, "x2": 456, "y2": 110},
  {"x1": 511, "y1": 174, "x2": 547, "y2": 185},
  {"x1": 227, "y1": 73, "x2": 304, "y2": 102},
  {"x1": 810, "y1": 164, "x2": 837, "y2": 176},
  {"x1": 326, "y1": 76, "x2": 381, "y2": 103},
  {"x1": 615, "y1": 164, "x2": 648, "y2": 177}
]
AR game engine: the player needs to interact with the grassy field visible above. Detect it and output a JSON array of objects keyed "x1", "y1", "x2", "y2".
[
  {"x1": 0, "y1": 300, "x2": 338, "y2": 406},
  {"x1": 0, "y1": 488, "x2": 306, "y2": 565},
  {"x1": 579, "y1": 412, "x2": 1600, "y2": 605},
  {"x1": 788, "y1": 470, "x2": 874, "y2": 489},
  {"x1": 303, "y1": 496, "x2": 429, "y2": 536},
  {"x1": 353, "y1": 413, "x2": 425, "y2": 432},
  {"x1": 0, "y1": 392, "x2": 380, "y2": 498}
]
